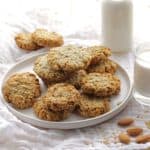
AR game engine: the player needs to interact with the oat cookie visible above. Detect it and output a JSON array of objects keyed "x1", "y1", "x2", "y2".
[
  {"x1": 86, "y1": 46, "x2": 111, "y2": 65},
  {"x1": 33, "y1": 99, "x2": 69, "y2": 121},
  {"x1": 15, "y1": 33, "x2": 41, "y2": 51},
  {"x1": 33, "y1": 54, "x2": 68, "y2": 85},
  {"x1": 47, "y1": 45, "x2": 92, "y2": 72},
  {"x1": 81, "y1": 73, "x2": 120, "y2": 97},
  {"x1": 32, "y1": 29, "x2": 64, "y2": 47},
  {"x1": 77, "y1": 94, "x2": 110, "y2": 117},
  {"x1": 87, "y1": 59, "x2": 117, "y2": 74},
  {"x1": 67, "y1": 70, "x2": 87, "y2": 89},
  {"x1": 2, "y1": 73, "x2": 41, "y2": 109},
  {"x1": 43, "y1": 83, "x2": 80, "y2": 111}
]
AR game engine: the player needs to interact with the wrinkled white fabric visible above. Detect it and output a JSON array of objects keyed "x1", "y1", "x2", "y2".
[{"x1": 0, "y1": 9, "x2": 150, "y2": 150}]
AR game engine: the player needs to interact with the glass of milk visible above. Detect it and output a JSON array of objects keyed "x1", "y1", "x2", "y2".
[{"x1": 133, "y1": 43, "x2": 150, "y2": 106}]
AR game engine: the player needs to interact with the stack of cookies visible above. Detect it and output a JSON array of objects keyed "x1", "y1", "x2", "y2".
[
  {"x1": 15, "y1": 29, "x2": 64, "y2": 51},
  {"x1": 33, "y1": 83, "x2": 81, "y2": 121},
  {"x1": 2, "y1": 44, "x2": 120, "y2": 121},
  {"x1": 32, "y1": 45, "x2": 121, "y2": 121}
]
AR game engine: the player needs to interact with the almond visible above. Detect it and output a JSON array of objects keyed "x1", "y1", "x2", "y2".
[
  {"x1": 119, "y1": 133, "x2": 130, "y2": 144},
  {"x1": 127, "y1": 127, "x2": 143, "y2": 136},
  {"x1": 118, "y1": 117, "x2": 134, "y2": 126},
  {"x1": 136, "y1": 134, "x2": 150, "y2": 144}
]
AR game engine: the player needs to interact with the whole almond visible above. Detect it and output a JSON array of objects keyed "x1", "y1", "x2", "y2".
[
  {"x1": 118, "y1": 117, "x2": 134, "y2": 126},
  {"x1": 119, "y1": 133, "x2": 130, "y2": 144},
  {"x1": 136, "y1": 134, "x2": 150, "y2": 144},
  {"x1": 127, "y1": 127, "x2": 143, "y2": 136}
]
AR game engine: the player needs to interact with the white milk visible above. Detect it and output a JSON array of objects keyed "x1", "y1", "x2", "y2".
[
  {"x1": 101, "y1": 0, "x2": 133, "y2": 52},
  {"x1": 134, "y1": 51, "x2": 150, "y2": 97}
]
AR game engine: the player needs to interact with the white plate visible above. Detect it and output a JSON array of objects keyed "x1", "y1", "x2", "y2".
[{"x1": 1, "y1": 53, "x2": 132, "y2": 129}]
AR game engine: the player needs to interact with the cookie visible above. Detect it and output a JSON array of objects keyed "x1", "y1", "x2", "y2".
[
  {"x1": 15, "y1": 33, "x2": 41, "y2": 51},
  {"x1": 81, "y1": 73, "x2": 120, "y2": 97},
  {"x1": 2, "y1": 73, "x2": 41, "y2": 109},
  {"x1": 77, "y1": 94, "x2": 110, "y2": 117},
  {"x1": 86, "y1": 46, "x2": 111, "y2": 65},
  {"x1": 33, "y1": 99, "x2": 69, "y2": 121},
  {"x1": 33, "y1": 54, "x2": 68, "y2": 85},
  {"x1": 47, "y1": 45, "x2": 92, "y2": 72},
  {"x1": 87, "y1": 59, "x2": 117, "y2": 74},
  {"x1": 43, "y1": 83, "x2": 80, "y2": 111},
  {"x1": 32, "y1": 29, "x2": 64, "y2": 47},
  {"x1": 67, "y1": 70, "x2": 87, "y2": 89}
]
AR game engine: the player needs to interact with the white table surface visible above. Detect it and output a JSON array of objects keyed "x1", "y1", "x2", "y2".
[{"x1": 0, "y1": 3, "x2": 150, "y2": 150}]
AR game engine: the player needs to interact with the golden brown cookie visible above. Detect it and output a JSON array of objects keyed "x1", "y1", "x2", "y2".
[
  {"x1": 32, "y1": 29, "x2": 64, "y2": 47},
  {"x1": 33, "y1": 54, "x2": 69, "y2": 85},
  {"x1": 33, "y1": 99, "x2": 69, "y2": 121},
  {"x1": 77, "y1": 94, "x2": 110, "y2": 118},
  {"x1": 43, "y1": 83, "x2": 81, "y2": 111},
  {"x1": 67, "y1": 70, "x2": 87, "y2": 89},
  {"x1": 2, "y1": 73, "x2": 41, "y2": 109},
  {"x1": 47, "y1": 45, "x2": 92, "y2": 72},
  {"x1": 81, "y1": 73, "x2": 120, "y2": 97},
  {"x1": 15, "y1": 33, "x2": 41, "y2": 51},
  {"x1": 86, "y1": 46, "x2": 111, "y2": 65},
  {"x1": 87, "y1": 59, "x2": 117, "y2": 74}
]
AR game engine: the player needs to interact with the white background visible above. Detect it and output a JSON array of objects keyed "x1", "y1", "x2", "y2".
[{"x1": 0, "y1": 0, "x2": 150, "y2": 43}]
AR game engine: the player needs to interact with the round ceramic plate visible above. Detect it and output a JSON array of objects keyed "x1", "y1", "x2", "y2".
[{"x1": 1, "y1": 53, "x2": 132, "y2": 129}]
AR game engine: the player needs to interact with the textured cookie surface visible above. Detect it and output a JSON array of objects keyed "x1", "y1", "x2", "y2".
[
  {"x1": 77, "y1": 94, "x2": 110, "y2": 117},
  {"x1": 33, "y1": 54, "x2": 68, "y2": 85},
  {"x1": 86, "y1": 46, "x2": 111, "y2": 65},
  {"x1": 81, "y1": 73, "x2": 120, "y2": 97},
  {"x1": 47, "y1": 45, "x2": 92, "y2": 72},
  {"x1": 15, "y1": 33, "x2": 41, "y2": 51},
  {"x1": 87, "y1": 59, "x2": 117, "y2": 74},
  {"x1": 32, "y1": 29, "x2": 64, "y2": 47},
  {"x1": 43, "y1": 83, "x2": 80, "y2": 111},
  {"x1": 67, "y1": 70, "x2": 87, "y2": 89},
  {"x1": 2, "y1": 73, "x2": 41, "y2": 109},
  {"x1": 33, "y1": 99, "x2": 69, "y2": 121}
]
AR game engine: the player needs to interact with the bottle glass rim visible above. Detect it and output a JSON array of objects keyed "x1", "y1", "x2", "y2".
[{"x1": 135, "y1": 42, "x2": 150, "y2": 63}]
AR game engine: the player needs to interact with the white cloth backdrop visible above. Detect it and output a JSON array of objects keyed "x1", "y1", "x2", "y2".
[{"x1": 0, "y1": 6, "x2": 150, "y2": 150}]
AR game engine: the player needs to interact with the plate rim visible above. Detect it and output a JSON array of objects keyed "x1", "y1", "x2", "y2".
[{"x1": 0, "y1": 52, "x2": 133, "y2": 128}]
